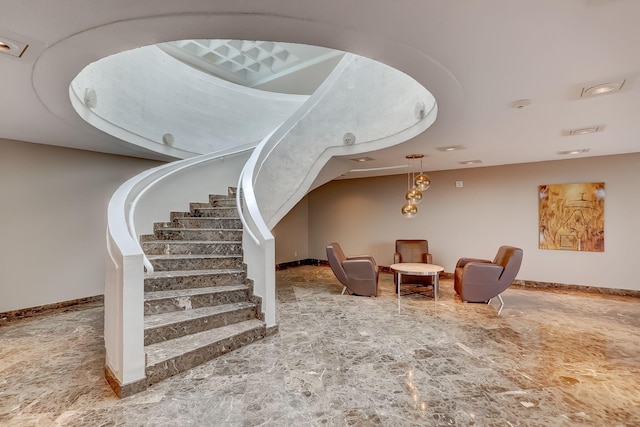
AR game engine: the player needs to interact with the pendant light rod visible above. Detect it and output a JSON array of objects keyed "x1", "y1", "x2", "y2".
[{"x1": 406, "y1": 154, "x2": 424, "y2": 187}]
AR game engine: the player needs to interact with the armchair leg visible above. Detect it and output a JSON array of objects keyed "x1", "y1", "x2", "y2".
[
  {"x1": 488, "y1": 294, "x2": 505, "y2": 315},
  {"x1": 488, "y1": 294, "x2": 505, "y2": 305}
]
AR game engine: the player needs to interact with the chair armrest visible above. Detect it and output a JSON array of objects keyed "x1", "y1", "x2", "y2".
[
  {"x1": 423, "y1": 253, "x2": 433, "y2": 264},
  {"x1": 347, "y1": 255, "x2": 377, "y2": 270},
  {"x1": 343, "y1": 259, "x2": 377, "y2": 279},
  {"x1": 462, "y1": 262, "x2": 503, "y2": 283},
  {"x1": 348, "y1": 255, "x2": 374, "y2": 260},
  {"x1": 393, "y1": 252, "x2": 401, "y2": 264},
  {"x1": 456, "y1": 257, "x2": 491, "y2": 268}
]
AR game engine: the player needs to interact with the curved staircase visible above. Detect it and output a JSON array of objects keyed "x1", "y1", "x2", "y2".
[
  {"x1": 104, "y1": 53, "x2": 437, "y2": 396},
  {"x1": 139, "y1": 188, "x2": 266, "y2": 386}
]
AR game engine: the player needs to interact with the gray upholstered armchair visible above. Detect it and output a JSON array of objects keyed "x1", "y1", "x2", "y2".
[
  {"x1": 454, "y1": 246, "x2": 523, "y2": 306},
  {"x1": 394, "y1": 239, "x2": 433, "y2": 288},
  {"x1": 326, "y1": 242, "x2": 379, "y2": 297}
]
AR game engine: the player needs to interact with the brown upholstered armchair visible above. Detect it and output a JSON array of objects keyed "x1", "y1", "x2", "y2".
[
  {"x1": 394, "y1": 239, "x2": 433, "y2": 288},
  {"x1": 326, "y1": 242, "x2": 379, "y2": 297},
  {"x1": 454, "y1": 246, "x2": 523, "y2": 306}
]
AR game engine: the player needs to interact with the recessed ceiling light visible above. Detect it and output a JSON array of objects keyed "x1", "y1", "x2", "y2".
[
  {"x1": 436, "y1": 145, "x2": 466, "y2": 152},
  {"x1": 509, "y1": 99, "x2": 532, "y2": 109},
  {"x1": 581, "y1": 80, "x2": 625, "y2": 98},
  {"x1": 459, "y1": 160, "x2": 482, "y2": 165},
  {"x1": 350, "y1": 157, "x2": 373, "y2": 162},
  {"x1": 568, "y1": 126, "x2": 600, "y2": 136},
  {"x1": 0, "y1": 35, "x2": 29, "y2": 57},
  {"x1": 558, "y1": 149, "x2": 590, "y2": 155}
]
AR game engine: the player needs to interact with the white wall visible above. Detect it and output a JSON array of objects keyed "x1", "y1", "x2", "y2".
[
  {"x1": 3, "y1": 142, "x2": 637, "y2": 313},
  {"x1": 0, "y1": 139, "x2": 161, "y2": 312},
  {"x1": 306, "y1": 153, "x2": 639, "y2": 290}
]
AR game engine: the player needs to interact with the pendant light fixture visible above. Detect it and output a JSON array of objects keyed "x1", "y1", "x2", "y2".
[
  {"x1": 401, "y1": 154, "x2": 430, "y2": 218},
  {"x1": 401, "y1": 202, "x2": 418, "y2": 218},
  {"x1": 414, "y1": 155, "x2": 431, "y2": 191}
]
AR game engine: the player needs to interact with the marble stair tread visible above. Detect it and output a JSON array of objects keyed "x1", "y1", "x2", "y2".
[
  {"x1": 148, "y1": 230, "x2": 243, "y2": 243},
  {"x1": 147, "y1": 254, "x2": 243, "y2": 270},
  {"x1": 144, "y1": 301, "x2": 255, "y2": 330},
  {"x1": 144, "y1": 268, "x2": 245, "y2": 279},
  {"x1": 161, "y1": 220, "x2": 243, "y2": 228},
  {"x1": 143, "y1": 240, "x2": 241, "y2": 245},
  {"x1": 193, "y1": 207, "x2": 237, "y2": 211},
  {"x1": 208, "y1": 201, "x2": 237, "y2": 207},
  {"x1": 155, "y1": 218, "x2": 242, "y2": 228},
  {"x1": 152, "y1": 227, "x2": 241, "y2": 232},
  {"x1": 142, "y1": 241, "x2": 241, "y2": 254},
  {"x1": 146, "y1": 254, "x2": 242, "y2": 261},
  {"x1": 168, "y1": 216, "x2": 240, "y2": 220},
  {"x1": 143, "y1": 269, "x2": 247, "y2": 292},
  {"x1": 193, "y1": 200, "x2": 236, "y2": 208},
  {"x1": 144, "y1": 285, "x2": 247, "y2": 302},
  {"x1": 150, "y1": 228, "x2": 243, "y2": 240},
  {"x1": 192, "y1": 209, "x2": 239, "y2": 218},
  {"x1": 170, "y1": 211, "x2": 239, "y2": 220},
  {"x1": 144, "y1": 319, "x2": 265, "y2": 367}
]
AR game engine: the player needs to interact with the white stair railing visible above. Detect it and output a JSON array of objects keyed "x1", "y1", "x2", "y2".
[{"x1": 105, "y1": 146, "x2": 253, "y2": 391}]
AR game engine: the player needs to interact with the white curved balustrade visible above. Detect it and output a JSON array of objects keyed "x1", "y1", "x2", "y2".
[
  {"x1": 71, "y1": 46, "x2": 308, "y2": 159},
  {"x1": 105, "y1": 147, "x2": 252, "y2": 387}
]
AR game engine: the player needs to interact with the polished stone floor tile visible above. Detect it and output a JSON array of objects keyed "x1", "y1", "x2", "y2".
[{"x1": 1, "y1": 265, "x2": 639, "y2": 426}]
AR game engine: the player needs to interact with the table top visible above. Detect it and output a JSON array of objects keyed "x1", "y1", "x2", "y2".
[{"x1": 390, "y1": 263, "x2": 444, "y2": 275}]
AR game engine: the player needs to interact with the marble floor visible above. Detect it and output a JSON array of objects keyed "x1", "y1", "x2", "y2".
[{"x1": 1, "y1": 266, "x2": 639, "y2": 426}]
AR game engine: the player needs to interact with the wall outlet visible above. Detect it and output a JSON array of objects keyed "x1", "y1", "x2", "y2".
[{"x1": 455, "y1": 180, "x2": 464, "y2": 188}]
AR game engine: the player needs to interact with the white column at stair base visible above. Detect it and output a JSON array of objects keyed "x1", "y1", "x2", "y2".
[{"x1": 105, "y1": 239, "x2": 146, "y2": 388}]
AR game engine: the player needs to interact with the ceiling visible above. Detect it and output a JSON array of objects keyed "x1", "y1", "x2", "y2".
[{"x1": 1, "y1": 0, "x2": 639, "y2": 174}]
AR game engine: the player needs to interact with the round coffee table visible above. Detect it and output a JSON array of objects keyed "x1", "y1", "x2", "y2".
[{"x1": 390, "y1": 263, "x2": 444, "y2": 300}]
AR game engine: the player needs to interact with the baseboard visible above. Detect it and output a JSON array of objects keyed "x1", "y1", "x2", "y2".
[
  {"x1": 511, "y1": 279, "x2": 640, "y2": 298},
  {"x1": 0, "y1": 295, "x2": 104, "y2": 324},
  {"x1": 275, "y1": 258, "x2": 327, "y2": 270},
  {"x1": 104, "y1": 365, "x2": 148, "y2": 399},
  {"x1": 280, "y1": 262, "x2": 638, "y2": 299}
]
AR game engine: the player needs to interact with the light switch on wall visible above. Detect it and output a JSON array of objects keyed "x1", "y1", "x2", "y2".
[{"x1": 455, "y1": 180, "x2": 463, "y2": 188}]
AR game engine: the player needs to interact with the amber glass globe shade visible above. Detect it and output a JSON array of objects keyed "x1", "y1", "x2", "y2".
[
  {"x1": 405, "y1": 188, "x2": 422, "y2": 205},
  {"x1": 401, "y1": 203, "x2": 418, "y2": 218},
  {"x1": 414, "y1": 173, "x2": 431, "y2": 191}
]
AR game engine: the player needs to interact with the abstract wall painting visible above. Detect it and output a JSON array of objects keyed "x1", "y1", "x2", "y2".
[{"x1": 538, "y1": 182, "x2": 605, "y2": 252}]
